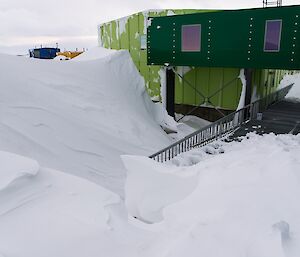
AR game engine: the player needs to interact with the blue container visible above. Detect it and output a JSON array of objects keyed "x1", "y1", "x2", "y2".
[{"x1": 29, "y1": 47, "x2": 60, "y2": 59}]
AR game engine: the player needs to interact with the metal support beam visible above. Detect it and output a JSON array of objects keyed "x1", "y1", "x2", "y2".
[
  {"x1": 244, "y1": 68, "x2": 253, "y2": 107},
  {"x1": 166, "y1": 67, "x2": 175, "y2": 117}
]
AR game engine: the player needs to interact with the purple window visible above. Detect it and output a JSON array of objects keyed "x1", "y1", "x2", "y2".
[
  {"x1": 264, "y1": 20, "x2": 282, "y2": 52},
  {"x1": 182, "y1": 24, "x2": 201, "y2": 52}
]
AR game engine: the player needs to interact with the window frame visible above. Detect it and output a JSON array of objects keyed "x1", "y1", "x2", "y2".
[
  {"x1": 181, "y1": 24, "x2": 202, "y2": 52},
  {"x1": 263, "y1": 19, "x2": 282, "y2": 53}
]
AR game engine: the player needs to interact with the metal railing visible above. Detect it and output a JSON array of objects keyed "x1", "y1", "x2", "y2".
[{"x1": 149, "y1": 83, "x2": 293, "y2": 162}]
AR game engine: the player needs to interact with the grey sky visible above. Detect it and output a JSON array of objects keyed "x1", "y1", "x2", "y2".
[{"x1": 0, "y1": 0, "x2": 299, "y2": 54}]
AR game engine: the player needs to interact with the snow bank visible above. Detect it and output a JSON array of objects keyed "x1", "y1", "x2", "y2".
[
  {"x1": 1, "y1": 132, "x2": 300, "y2": 257},
  {"x1": 0, "y1": 151, "x2": 39, "y2": 191},
  {"x1": 122, "y1": 155, "x2": 198, "y2": 223},
  {"x1": 279, "y1": 73, "x2": 300, "y2": 101},
  {"x1": 1, "y1": 45, "x2": 299, "y2": 257},
  {"x1": 122, "y1": 133, "x2": 300, "y2": 256},
  {"x1": 71, "y1": 46, "x2": 116, "y2": 61},
  {"x1": 0, "y1": 151, "x2": 131, "y2": 257},
  {"x1": 160, "y1": 133, "x2": 300, "y2": 257},
  {"x1": 0, "y1": 50, "x2": 171, "y2": 196}
]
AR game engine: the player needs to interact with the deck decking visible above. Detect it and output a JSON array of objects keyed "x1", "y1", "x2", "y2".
[{"x1": 232, "y1": 99, "x2": 300, "y2": 137}]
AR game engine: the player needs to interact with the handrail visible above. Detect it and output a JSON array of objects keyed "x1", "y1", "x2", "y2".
[{"x1": 149, "y1": 83, "x2": 294, "y2": 162}]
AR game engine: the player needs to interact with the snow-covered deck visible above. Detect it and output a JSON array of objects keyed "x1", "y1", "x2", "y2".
[{"x1": 232, "y1": 100, "x2": 300, "y2": 137}]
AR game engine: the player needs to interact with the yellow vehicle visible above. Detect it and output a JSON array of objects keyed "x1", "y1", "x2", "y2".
[{"x1": 56, "y1": 51, "x2": 83, "y2": 59}]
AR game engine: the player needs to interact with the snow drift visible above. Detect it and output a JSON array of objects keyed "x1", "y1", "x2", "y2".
[
  {"x1": 1, "y1": 132, "x2": 300, "y2": 257},
  {"x1": 279, "y1": 73, "x2": 300, "y2": 101},
  {"x1": 0, "y1": 151, "x2": 125, "y2": 257},
  {"x1": 122, "y1": 155, "x2": 199, "y2": 223},
  {"x1": 0, "y1": 48, "x2": 173, "y2": 195},
  {"x1": 0, "y1": 151, "x2": 39, "y2": 191},
  {"x1": 1, "y1": 48, "x2": 300, "y2": 257},
  {"x1": 123, "y1": 133, "x2": 300, "y2": 257}
]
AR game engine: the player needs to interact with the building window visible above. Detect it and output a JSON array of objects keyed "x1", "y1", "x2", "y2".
[
  {"x1": 181, "y1": 24, "x2": 201, "y2": 52},
  {"x1": 140, "y1": 35, "x2": 147, "y2": 50},
  {"x1": 264, "y1": 20, "x2": 282, "y2": 52}
]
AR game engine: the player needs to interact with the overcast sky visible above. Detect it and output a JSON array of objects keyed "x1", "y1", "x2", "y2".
[{"x1": 0, "y1": 0, "x2": 299, "y2": 54}]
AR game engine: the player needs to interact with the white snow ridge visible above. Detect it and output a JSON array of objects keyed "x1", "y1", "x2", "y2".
[
  {"x1": 0, "y1": 49, "x2": 300, "y2": 257},
  {"x1": 0, "y1": 48, "x2": 173, "y2": 196}
]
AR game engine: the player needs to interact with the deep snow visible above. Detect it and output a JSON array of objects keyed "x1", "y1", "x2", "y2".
[
  {"x1": 0, "y1": 49, "x2": 300, "y2": 257},
  {"x1": 123, "y1": 133, "x2": 300, "y2": 257},
  {"x1": 0, "y1": 48, "x2": 174, "y2": 195},
  {"x1": 1, "y1": 132, "x2": 300, "y2": 257}
]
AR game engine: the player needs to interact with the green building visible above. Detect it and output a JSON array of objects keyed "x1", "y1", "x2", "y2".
[{"x1": 98, "y1": 7, "x2": 298, "y2": 120}]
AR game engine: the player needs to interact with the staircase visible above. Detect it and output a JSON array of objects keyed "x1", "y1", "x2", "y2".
[{"x1": 149, "y1": 84, "x2": 294, "y2": 162}]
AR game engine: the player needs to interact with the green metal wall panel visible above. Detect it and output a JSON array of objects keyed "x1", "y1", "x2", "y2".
[
  {"x1": 175, "y1": 74, "x2": 183, "y2": 103},
  {"x1": 222, "y1": 69, "x2": 241, "y2": 109},
  {"x1": 208, "y1": 68, "x2": 224, "y2": 107},
  {"x1": 183, "y1": 70, "x2": 196, "y2": 105},
  {"x1": 148, "y1": 5, "x2": 300, "y2": 70},
  {"x1": 110, "y1": 22, "x2": 119, "y2": 49},
  {"x1": 195, "y1": 67, "x2": 210, "y2": 105}
]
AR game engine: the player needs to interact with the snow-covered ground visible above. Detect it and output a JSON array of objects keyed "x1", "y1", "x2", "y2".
[
  {"x1": 1, "y1": 132, "x2": 300, "y2": 257},
  {"x1": 0, "y1": 49, "x2": 300, "y2": 257},
  {"x1": 123, "y1": 133, "x2": 300, "y2": 257}
]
